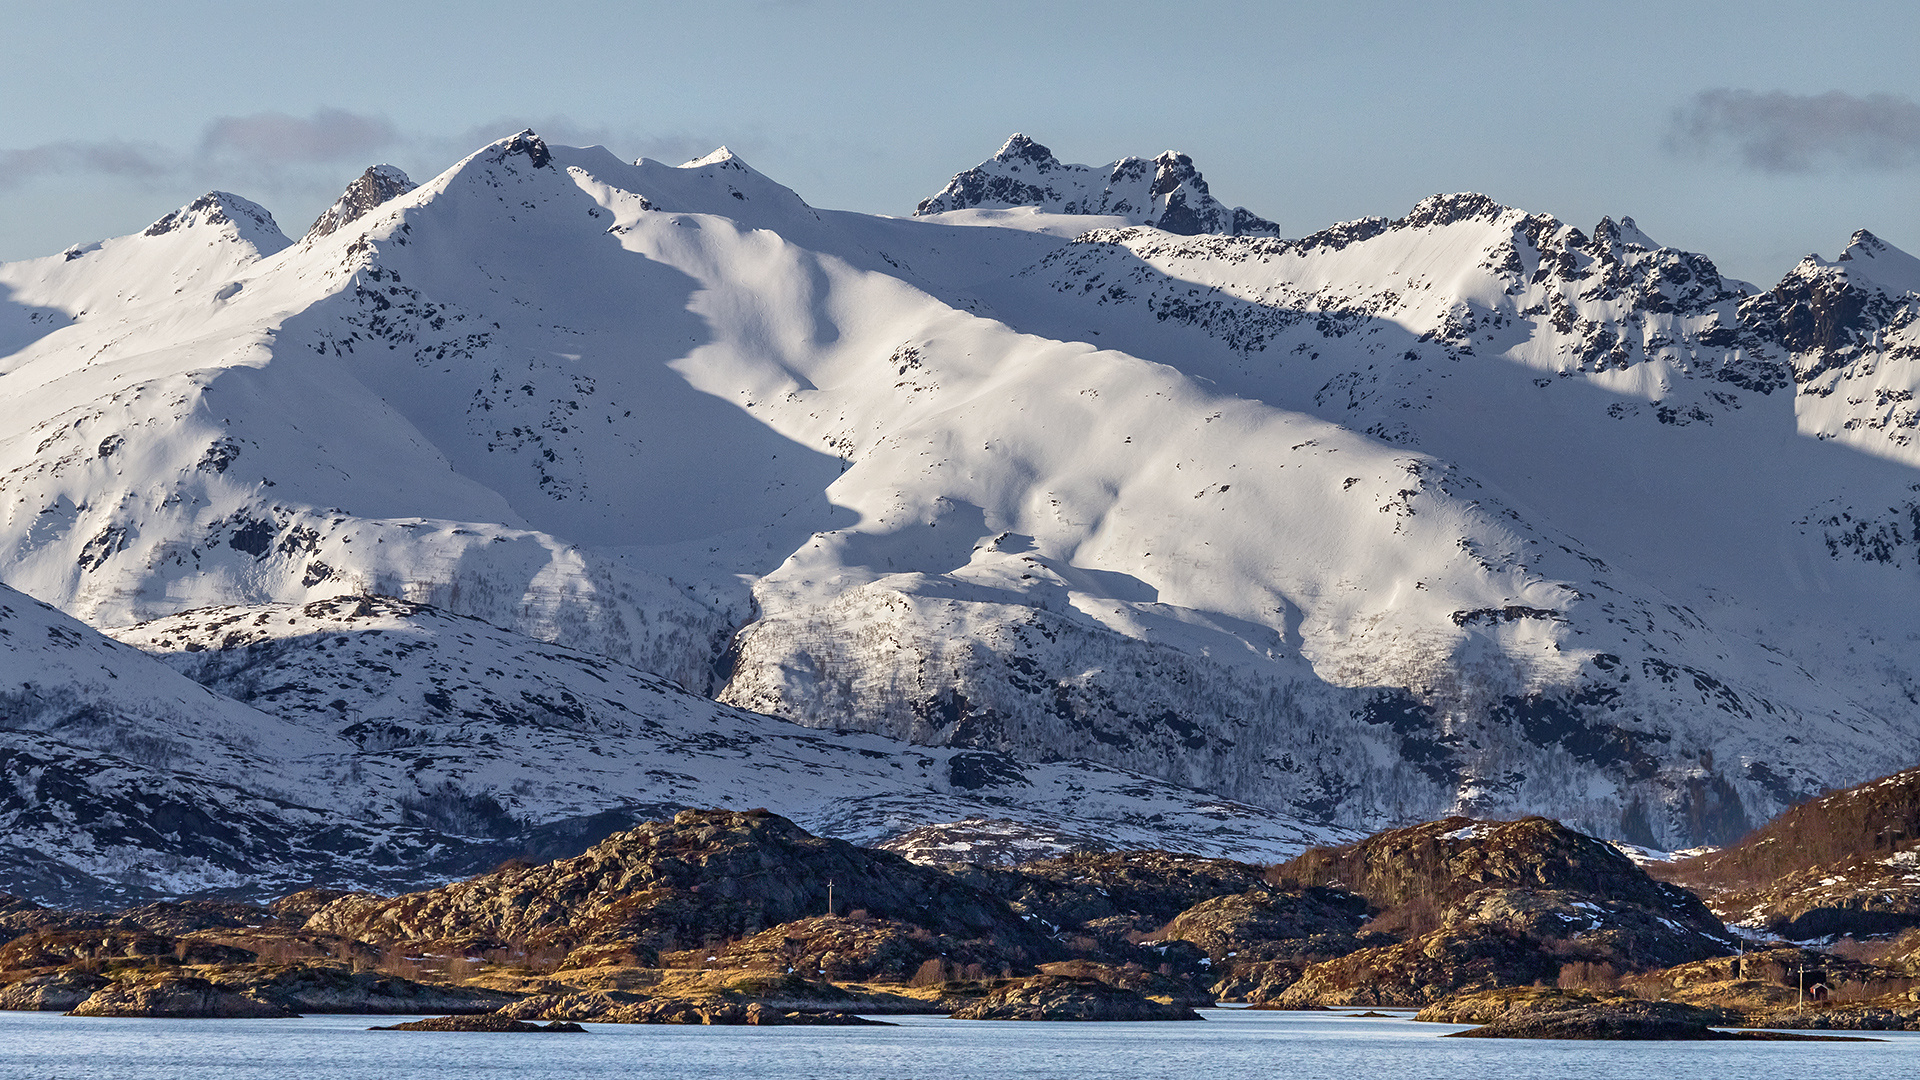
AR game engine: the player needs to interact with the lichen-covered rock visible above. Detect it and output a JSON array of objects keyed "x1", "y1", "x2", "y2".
[
  {"x1": 1278, "y1": 924, "x2": 1556, "y2": 1007},
  {"x1": 703, "y1": 914, "x2": 1011, "y2": 982},
  {"x1": 219, "y1": 963, "x2": 518, "y2": 1014},
  {"x1": 1757, "y1": 1004, "x2": 1920, "y2": 1031},
  {"x1": 1033, "y1": 960, "x2": 1212, "y2": 1007},
  {"x1": 1416, "y1": 986, "x2": 1736, "y2": 1027},
  {"x1": 1160, "y1": 887, "x2": 1367, "y2": 962},
  {"x1": 66, "y1": 973, "x2": 295, "y2": 1018},
  {"x1": 0, "y1": 968, "x2": 108, "y2": 1011},
  {"x1": 949, "y1": 975, "x2": 1202, "y2": 1021}
]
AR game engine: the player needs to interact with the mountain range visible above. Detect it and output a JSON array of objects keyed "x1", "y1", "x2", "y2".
[{"x1": 1, "y1": 129, "x2": 1916, "y2": 900}]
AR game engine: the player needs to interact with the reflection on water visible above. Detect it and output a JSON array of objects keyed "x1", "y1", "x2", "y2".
[{"x1": 2, "y1": 1007, "x2": 1916, "y2": 1080}]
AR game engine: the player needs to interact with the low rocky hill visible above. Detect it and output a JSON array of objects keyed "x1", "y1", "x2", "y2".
[
  {"x1": 1661, "y1": 764, "x2": 1920, "y2": 938},
  {"x1": 303, "y1": 808, "x2": 1051, "y2": 968},
  {"x1": 1264, "y1": 817, "x2": 1733, "y2": 1006}
]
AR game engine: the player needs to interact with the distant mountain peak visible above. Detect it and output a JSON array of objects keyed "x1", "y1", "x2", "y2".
[
  {"x1": 491, "y1": 128, "x2": 551, "y2": 170},
  {"x1": 917, "y1": 134, "x2": 1279, "y2": 236},
  {"x1": 681, "y1": 146, "x2": 742, "y2": 168},
  {"x1": 305, "y1": 165, "x2": 415, "y2": 241},
  {"x1": 141, "y1": 192, "x2": 290, "y2": 254}
]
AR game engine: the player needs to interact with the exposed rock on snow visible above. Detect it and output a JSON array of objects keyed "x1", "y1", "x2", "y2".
[
  {"x1": 916, "y1": 133, "x2": 1278, "y2": 235},
  {"x1": 306, "y1": 165, "x2": 416, "y2": 241}
]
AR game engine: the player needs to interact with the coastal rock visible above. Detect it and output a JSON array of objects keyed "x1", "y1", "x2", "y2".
[
  {"x1": 219, "y1": 963, "x2": 518, "y2": 1014},
  {"x1": 66, "y1": 972, "x2": 295, "y2": 1018},
  {"x1": 702, "y1": 913, "x2": 1013, "y2": 982},
  {"x1": 594, "y1": 1000, "x2": 888, "y2": 1025},
  {"x1": 370, "y1": 1013, "x2": 582, "y2": 1032},
  {"x1": 1160, "y1": 887, "x2": 1368, "y2": 963},
  {"x1": 0, "y1": 968, "x2": 108, "y2": 1011},
  {"x1": 949, "y1": 975, "x2": 1202, "y2": 1021},
  {"x1": 1759, "y1": 1004, "x2": 1920, "y2": 1031},
  {"x1": 1416, "y1": 986, "x2": 1736, "y2": 1027}
]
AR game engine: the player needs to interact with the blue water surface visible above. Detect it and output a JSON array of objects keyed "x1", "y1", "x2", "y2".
[{"x1": 3, "y1": 1007, "x2": 1915, "y2": 1080}]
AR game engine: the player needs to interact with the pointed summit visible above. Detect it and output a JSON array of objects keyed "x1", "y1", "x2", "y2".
[
  {"x1": 916, "y1": 134, "x2": 1278, "y2": 236},
  {"x1": 142, "y1": 192, "x2": 291, "y2": 255},
  {"x1": 306, "y1": 165, "x2": 416, "y2": 241},
  {"x1": 1837, "y1": 228, "x2": 1920, "y2": 296}
]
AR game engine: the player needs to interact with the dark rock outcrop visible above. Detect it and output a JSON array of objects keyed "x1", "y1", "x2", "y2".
[
  {"x1": 949, "y1": 975, "x2": 1202, "y2": 1021},
  {"x1": 589, "y1": 1000, "x2": 888, "y2": 1025},
  {"x1": 371, "y1": 1013, "x2": 582, "y2": 1032}
]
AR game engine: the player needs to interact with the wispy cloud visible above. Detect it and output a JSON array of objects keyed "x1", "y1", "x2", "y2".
[
  {"x1": 0, "y1": 108, "x2": 401, "y2": 193},
  {"x1": 0, "y1": 139, "x2": 174, "y2": 187},
  {"x1": 0, "y1": 109, "x2": 722, "y2": 198},
  {"x1": 1669, "y1": 89, "x2": 1920, "y2": 173},
  {"x1": 200, "y1": 108, "x2": 400, "y2": 166},
  {"x1": 433, "y1": 116, "x2": 719, "y2": 168}
]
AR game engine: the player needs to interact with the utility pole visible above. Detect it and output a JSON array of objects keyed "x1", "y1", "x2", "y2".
[
  {"x1": 826, "y1": 878, "x2": 834, "y2": 918},
  {"x1": 1798, "y1": 961, "x2": 1804, "y2": 1007}
]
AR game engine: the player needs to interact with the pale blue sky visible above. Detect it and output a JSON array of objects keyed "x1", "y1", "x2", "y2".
[{"x1": 2, "y1": 0, "x2": 1915, "y2": 283}]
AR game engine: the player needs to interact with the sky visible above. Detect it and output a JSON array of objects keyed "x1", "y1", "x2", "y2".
[{"x1": 1, "y1": 0, "x2": 1915, "y2": 284}]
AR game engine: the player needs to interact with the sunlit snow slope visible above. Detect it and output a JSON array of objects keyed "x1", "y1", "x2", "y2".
[{"x1": 2, "y1": 128, "x2": 1917, "y2": 861}]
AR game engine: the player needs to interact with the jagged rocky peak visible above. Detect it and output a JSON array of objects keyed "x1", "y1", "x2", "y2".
[
  {"x1": 1836, "y1": 228, "x2": 1920, "y2": 295},
  {"x1": 477, "y1": 127, "x2": 551, "y2": 170},
  {"x1": 1742, "y1": 230, "x2": 1919, "y2": 380},
  {"x1": 916, "y1": 132, "x2": 1279, "y2": 236},
  {"x1": 305, "y1": 164, "x2": 415, "y2": 241},
  {"x1": 141, "y1": 191, "x2": 290, "y2": 253}
]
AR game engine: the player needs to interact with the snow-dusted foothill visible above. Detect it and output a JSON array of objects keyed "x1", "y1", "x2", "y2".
[
  {"x1": 0, "y1": 126, "x2": 1916, "y2": 886},
  {"x1": 0, "y1": 581, "x2": 1345, "y2": 903}
]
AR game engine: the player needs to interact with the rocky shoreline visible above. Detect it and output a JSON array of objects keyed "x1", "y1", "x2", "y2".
[{"x1": 0, "y1": 803, "x2": 1913, "y2": 1034}]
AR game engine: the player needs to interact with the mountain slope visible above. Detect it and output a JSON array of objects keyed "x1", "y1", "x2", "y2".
[{"x1": 0, "y1": 130, "x2": 1916, "y2": 856}]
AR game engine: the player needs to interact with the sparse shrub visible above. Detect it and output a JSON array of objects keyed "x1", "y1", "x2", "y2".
[{"x1": 1557, "y1": 961, "x2": 1620, "y2": 991}]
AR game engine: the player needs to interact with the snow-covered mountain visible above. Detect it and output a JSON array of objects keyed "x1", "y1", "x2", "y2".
[{"x1": 2, "y1": 127, "x2": 1918, "y2": 888}]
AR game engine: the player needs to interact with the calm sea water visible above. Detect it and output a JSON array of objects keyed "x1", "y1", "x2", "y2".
[{"x1": 3, "y1": 1008, "x2": 1916, "y2": 1080}]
